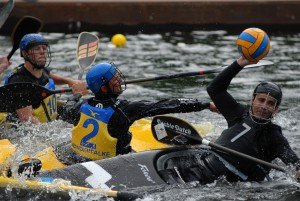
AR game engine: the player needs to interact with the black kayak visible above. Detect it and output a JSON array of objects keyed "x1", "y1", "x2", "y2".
[{"x1": 39, "y1": 146, "x2": 204, "y2": 190}]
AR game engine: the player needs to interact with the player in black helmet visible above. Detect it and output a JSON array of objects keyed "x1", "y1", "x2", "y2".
[
  {"x1": 250, "y1": 81, "x2": 282, "y2": 123},
  {"x1": 204, "y1": 56, "x2": 300, "y2": 182},
  {"x1": 159, "y1": 56, "x2": 300, "y2": 185}
]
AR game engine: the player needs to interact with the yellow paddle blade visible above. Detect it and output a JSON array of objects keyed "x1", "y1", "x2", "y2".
[
  {"x1": 130, "y1": 118, "x2": 169, "y2": 152},
  {"x1": 0, "y1": 139, "x2": 16, "y2": 163}
]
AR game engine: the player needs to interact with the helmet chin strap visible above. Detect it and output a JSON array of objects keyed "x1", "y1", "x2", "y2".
[
  {"x1": 23, "y1": 47, "x2": 52, "y2": 70},
  {"x1": 249, "y1": 109, "x2": 271, "y2": 125},
  {"x1": 249, "y1": 103, "x2": 274, "y2": 125},
  {"x1": 96, "y1": 83, "x2": 121, "y2": 99},
  {"x1": 23, "y1": 54, "x2": 43, "y2": 69},
  {"x1": 249, "y1": 98, "x2": 271, "y2": 124}
]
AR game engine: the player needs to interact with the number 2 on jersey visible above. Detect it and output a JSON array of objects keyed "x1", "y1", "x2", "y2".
[{"x1": 81, "y1": 118, "x2": 99, "y2": 149}]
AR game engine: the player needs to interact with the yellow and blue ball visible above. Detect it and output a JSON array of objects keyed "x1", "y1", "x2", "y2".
[{"x1": 236, "y1": 28, "x2": 270, "y2": 62}]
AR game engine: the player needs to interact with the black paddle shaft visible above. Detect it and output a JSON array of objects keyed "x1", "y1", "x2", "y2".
[
  {"x1": 126, "y1": 60, "x2": 273, "y2": 84},
  {"x1": 126, "y1": 68, "x2": 222, "y2": 84},
  {"x1": 0, "y1": 83, "x2": 72, "y2": 113},
  {"x1": 8, "y1": 16, "x2": 43, "y2": 60},
  {"x1": 151, "y1": 115, "x2": 286, "y2": 173},
  {"x1": 206, "y1": 141, "x2": 286, "y2": 172}
]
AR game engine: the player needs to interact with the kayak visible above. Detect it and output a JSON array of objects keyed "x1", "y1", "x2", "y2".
[
  {"x1": 0, "y1": 119, "x2": 213, "y2": 200},
  {"x1": 39, "y1": 146, "x2": 195, "y2": 190},
  {"x1": 0, "y1": 146, "x2": 206, "y2": 200},
  {"x1": 1, "y1": 145, "x2": 300, "y2": 200},
  {"x1": 0, "y1": 118, "x2": 213, "y2": 170}
]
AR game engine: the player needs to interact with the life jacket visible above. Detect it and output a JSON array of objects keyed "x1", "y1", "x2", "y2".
[
  {"x1": 32, "y1": 79, "x2": 57, "y2": 123},
  {"x1": 71, "y1": 103, "x2": 118, "y2": 160},
  {"x1": 3, "y1": 66, "x2": 57, "y2": 123}
]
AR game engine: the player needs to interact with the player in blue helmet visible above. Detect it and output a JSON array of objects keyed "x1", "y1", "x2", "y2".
[
  {"x1": 5, "y1": 33, "x2": 87, "y2": 124},
  {"x1": 57, "y1": 62, "x2": 217, "y2": 164},
  {"x1": 19, "y1": 33, "x2": 51, "y2": 69},
  {"x1": 86, "y1": 62, "x2": 126, "y2": 96}
]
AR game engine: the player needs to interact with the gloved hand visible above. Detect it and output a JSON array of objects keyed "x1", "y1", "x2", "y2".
[{"x1": 18, "y1": 158, "x2": 42, "y2": 178}]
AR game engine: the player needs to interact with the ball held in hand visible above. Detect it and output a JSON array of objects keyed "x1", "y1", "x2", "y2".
[{"x1": 236, "y1": 28, "x2": 270, "y2": 62}]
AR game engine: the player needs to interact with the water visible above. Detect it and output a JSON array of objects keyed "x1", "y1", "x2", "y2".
[{"x1": 0, "y1": 30, "x2": 300, "y2": 200}]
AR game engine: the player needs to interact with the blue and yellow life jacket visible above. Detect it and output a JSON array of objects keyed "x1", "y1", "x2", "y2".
[
  {"x1": 71, "y1": 103, "x2": 118, "y2": 161},
  {"x1": 2, "y1": 66, "x2": 58, "y2": 123},
  {"x1": 32, "y1": 79, "x2": 57, "y2": 123}
]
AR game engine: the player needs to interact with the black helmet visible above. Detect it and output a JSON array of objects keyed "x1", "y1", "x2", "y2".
[{"x1": 253, "y1": 82, "x2": 282, "y2": 106}]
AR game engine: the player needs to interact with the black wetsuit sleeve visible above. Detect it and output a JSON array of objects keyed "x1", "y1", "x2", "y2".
[
  {"x1": 207, "y1": 60, "x2": 246, "y2": 126},
  {"x1": 122, "y1": 98, "x2": 211, "y2": 122},
  {"x1": 274, "y1": 132, "x2": 300, "y2": 170},
  {"x1": 58, "y1": 94, "x2": 84, "y2": 125},
  {"x1": 109, "y1": 98, "x2": 211, "y2": 154}
]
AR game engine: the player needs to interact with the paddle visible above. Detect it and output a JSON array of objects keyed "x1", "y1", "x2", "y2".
[
  {"x1": 0, "y1": 58, "x2": 274, "y2": 113},
  {"x1": 0, "y1": 32, "x2": 98, "y2": 112},
  {"x1": 126, "y1": 60, "x2": 274, "y2": 84},
  {"x1": 151, "y1": 115, "x2": 285, "y2": 172},
  {"x1": 77, "y1": 32, "x2": 99, "y2": 80},
  {"x1": 0, "y1": 177, "x2": 141, "y2": 200},
  {"x1": 0, "y1": 0, "x2": 14, "y2": 29},
  {"x1": 0, "y1": 83, "x2": 72, "y2": 113},
  {"x1": 7, "y1": 16, "x2": 43, "y2": 60}
]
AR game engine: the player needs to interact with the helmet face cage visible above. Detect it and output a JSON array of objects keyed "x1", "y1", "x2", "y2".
[
  {"x1": 250, "y1": 93, "x2": 278, "y2": 123},
  {"x1": 253, "y1": 82, "x2": 282, "y2": 107},
  {"x1": 25, "y1": 42, "x2": 52, "y2": 69},
  {"x1": 107, "y1": 63, "x2": 126, "y2": 94}
]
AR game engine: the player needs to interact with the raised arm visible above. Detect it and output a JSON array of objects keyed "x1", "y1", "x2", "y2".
[{"x1": 207, "y1": 57, "x2": 252, "y2": 125}]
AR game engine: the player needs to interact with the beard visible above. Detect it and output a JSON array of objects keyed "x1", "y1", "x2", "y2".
[
  {"x1": 30, "y1": 60, "x2": 46, "y2": 69},
  {"x1": 252, "y1": 107, "x2": 273, "y2": 120},
  {"x1": 249, "y1": 104, "x2": 276, "y2": 124}
]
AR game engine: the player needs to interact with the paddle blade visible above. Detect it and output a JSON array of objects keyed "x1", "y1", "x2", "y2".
[
  {"x1": 244, "y1": 60, "x2": 274, "y2": 69},
  {"x1": 0, "y1": 83, "x2": 50, "y2": 113},
  {"x1": 77, "y1": 32, "x2": 99, "y2": 79},
  {"x1": 151, "y1": 115, "x2": 202, "y2": 145},
  {"x1": 8, "y1": 16, "x2": 43, "y2": 59},
  {"x1": 0, "y1": 0, "x2": 14, "y2": 29}
]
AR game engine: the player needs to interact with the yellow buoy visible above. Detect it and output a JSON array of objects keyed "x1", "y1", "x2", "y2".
[{"x1": 111, "y1": 34, "x2": 127, "y2": 47}]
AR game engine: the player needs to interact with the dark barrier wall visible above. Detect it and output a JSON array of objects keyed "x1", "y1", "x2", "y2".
[{"x1": 1, "y1": 0, "x2": 300, "y2": 34}]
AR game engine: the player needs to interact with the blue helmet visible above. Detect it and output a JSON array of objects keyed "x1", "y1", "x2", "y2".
[
  {"x1": 19, "y1": 33, "x2": 48, "y2": 57},
  {"x1": 86, "y1": 62, "x2": 117, "y2": 94}
]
